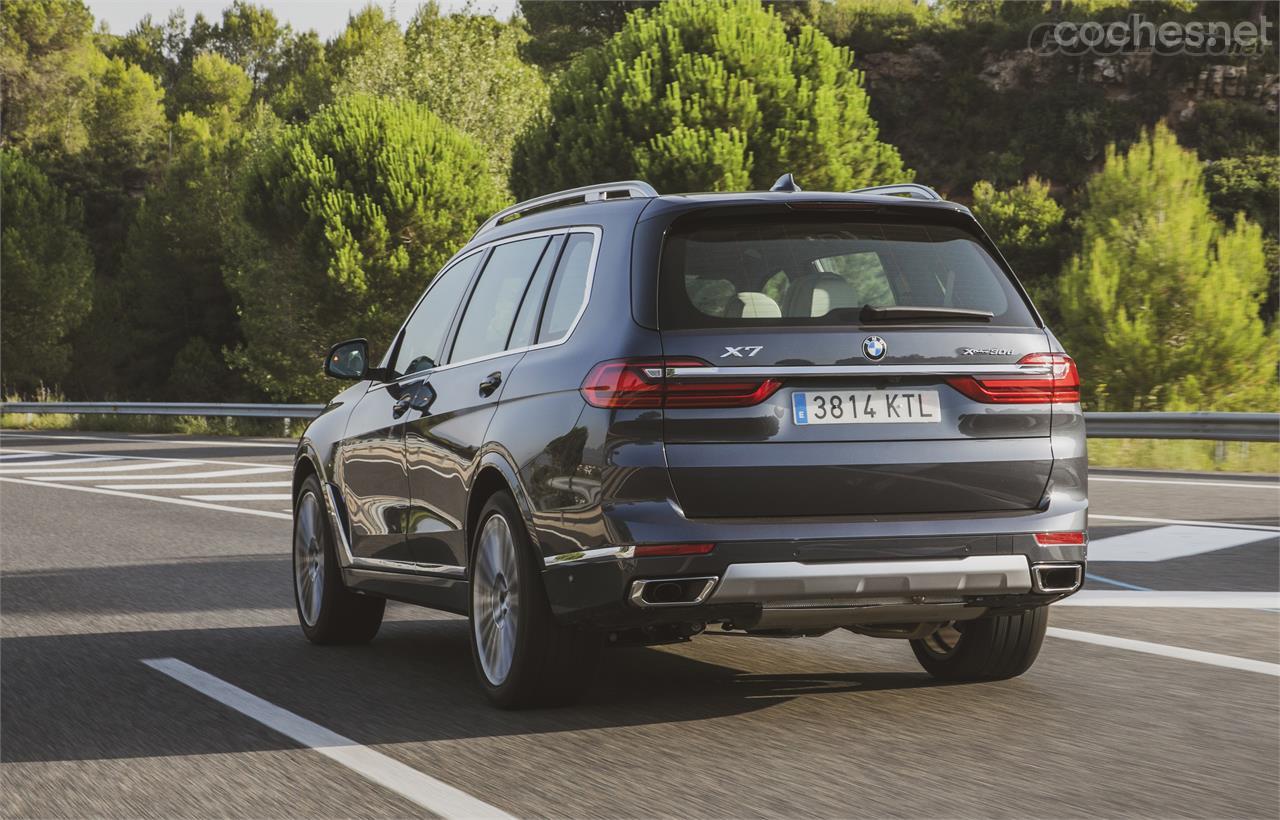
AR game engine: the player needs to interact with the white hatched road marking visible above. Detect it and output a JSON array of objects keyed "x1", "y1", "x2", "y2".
[
  {"x1": 182, "y1": 493, "x2": 293, "y2": 501},
  {"x1": 0, "y1": 431, "x2": 297, "y2": 448},
  {"x1": 1047, "y1": 627, "x2": 1280, "y2": 676},
  {"x1": 4, "y1": 460, "x2": 198, "y2": 475},
  {"x1": 1092, "y1": 513, "x2": 1280, "y2": 532},
  {"x1": 1058, "y1": 591, "x2": 1280, "y2": 609},
  {"x1": 30, "y1": 466, "x2": 290, "y2": 482},
  {"x1": 143, "y1": 659, "x2": 514, "y2": 820},
  {"x1": 109, "y1": 480, "x2": 292, "y2": 490},
  {"x1": 1091, "y1": 476, "x2": 1280, "y2": 490},
  {"x1": 1088, "y1": 524, "x2": 1273, "y2": 562},
  {"x1": 0, "y1": 477, "x2": 291, "y2": 520},
  {"x1": 0, "y1": 456, "x2": 128, "y2": 470}
]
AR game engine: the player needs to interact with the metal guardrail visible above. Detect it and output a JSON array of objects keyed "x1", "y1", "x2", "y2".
[
  {"x1": 1, "y1": 402, "x2": 1276, "y2": 442},
  {"x1": 1083, "y1": 412, "x2": 1279, "y2": 443}
]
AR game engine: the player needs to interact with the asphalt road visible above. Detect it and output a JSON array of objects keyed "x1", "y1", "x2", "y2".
[{"x1": 2, "y1": 430, "x2": 1277, "y2": 819}]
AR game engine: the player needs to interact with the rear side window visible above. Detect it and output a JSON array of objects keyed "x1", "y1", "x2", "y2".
[
  {"x1": 659, "y1": 214, "x2": 1034, "y2": 328},
  {"x1": 507, "y1": 234, "x2": 564, "y2": 350},
  {"x1": 450, "y1": 236, "x2": 550, "y2": 363},
  {"x1": 538, "y1": 233, "x2": 595, "y2": 343},
  {"x1": 394, "y1": 251, "x2": 482, "y2": 376}
]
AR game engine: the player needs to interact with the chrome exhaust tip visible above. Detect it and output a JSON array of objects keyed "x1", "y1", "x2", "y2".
[
  {"x1": 1031, "y1": 562, "x2": 1083, "y2": 594},
  {"x1": 629, "y1": 577, "x2": 718, "y2": 608}
]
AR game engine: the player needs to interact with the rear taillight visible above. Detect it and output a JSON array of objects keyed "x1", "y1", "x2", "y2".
[
  {"x1": 946, "y1": 353, "x2": 1080, "y2": 404},
  {"x1": 1034, "y1": 531, "x2": 1087, "y2": 547},
  {"x1": 580, "y1": 358, "x2": 782, "y2": 409}
]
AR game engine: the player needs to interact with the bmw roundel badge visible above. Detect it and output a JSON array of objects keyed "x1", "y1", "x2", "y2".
[{"x1": 863, "y1": 336, "x2": 887, "y2": 361}]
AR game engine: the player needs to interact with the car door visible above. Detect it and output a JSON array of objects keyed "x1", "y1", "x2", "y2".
[
  {"x1": 335, "y1": 251, "x2": 482, "y2": 563},
  {"x1": 402, "y1": 233, "x2": 562, "y2": 569}
]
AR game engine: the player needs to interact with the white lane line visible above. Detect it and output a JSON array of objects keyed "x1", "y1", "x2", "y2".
[
  {"x1": 1047, "y1": 627, "x2": 1280, "y2": 677},
  {"x1": 109, "y1": 481, "x2": 293, "y2": 490},
  {"x1": 1091, "y1": 514, "x2": 1280, "y2": 533},
  {"x1": 0, "y1": 477, "x2": 290, "y2": 520},
  {"x1": 182, "y1": 493, "x2": 293, "y2": 501},
  {"x1": 1091, "y1": 476, "x2": 1280, "y2": 490},
  {"x1": 4, "y1": 460, "x2": 197, "y2": 475},
  {"x1": 1088, "y1": 525, "x2": 1273, "y2": 562},
  {"x1": 1057, "y1": 591, "x2": 1280, "y2": 609},
  {"x1": 0, "y1": 431, "x2": 297, "y2": 448},
  {"x1": 142, "y1": 659, "x2": 513, "y2": 820},
  {"x1": 31, "y1": 466, "x2": 290, "y2": 482}
]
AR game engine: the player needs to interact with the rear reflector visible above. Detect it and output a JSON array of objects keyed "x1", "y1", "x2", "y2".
[
  {"x1": 634, "y1": 543, "x2": 716, "y2": 558},
  {"x1": 1034, "y1": 531, "x2": 1087, "y2": 547},
  {"x1": 580, "y1": 358, "x2": 782, "y2": 409},
  {"x1": 946, "y1": 353, "x2": 1080, "y2": 404}
]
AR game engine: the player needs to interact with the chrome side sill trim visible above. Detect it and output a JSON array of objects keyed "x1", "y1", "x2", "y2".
[
  {"x1": 349, "y1": 557, "x2": 467, "y2": 579},
  {"x1": 707, "y1": 555, "x2": 1033, "y2": 604},
  {"x1": 544, "y1": 545, "x2": 636, "y2": 567},
  {"x1": 666, "y1": 364, "x2": 1051, "y2": 379}
]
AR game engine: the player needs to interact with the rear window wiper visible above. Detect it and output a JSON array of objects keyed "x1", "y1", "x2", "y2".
[{"x1": 857, "y1": 305, "x2": 993, "y2": 323}]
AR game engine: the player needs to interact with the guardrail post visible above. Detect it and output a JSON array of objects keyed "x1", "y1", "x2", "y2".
[{"x1": 283, "y1": 417, "x2": 291, "y2": 438}]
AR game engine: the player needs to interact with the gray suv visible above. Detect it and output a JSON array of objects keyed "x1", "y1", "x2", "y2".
[{"x1": 292, "y1": 176, "x2": 1088, "y2": 708}]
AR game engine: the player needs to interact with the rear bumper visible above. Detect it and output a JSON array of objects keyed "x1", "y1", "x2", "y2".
[
  {"x1": 707, "y1": 555, "x2": 1032, "y2": 603},
  {"x1": 543, "y1": 546, "x2": 1085, "y2": 630}
]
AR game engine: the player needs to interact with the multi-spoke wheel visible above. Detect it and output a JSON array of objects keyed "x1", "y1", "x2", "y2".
[
  {"x1": 467, "y1": 491, "x2": 597, "y2": 708},
  {"x1": 910, "y1": 607, "x2": 1049, "y2": 681},
  {"x1": 292, "y1": 474, "x2": 384, "y2": 644},
  {"x1": 472, "y1": 513, "x2": 521, "y2": 686},
  {"x1": 294, "y1": 491, "x2": 325, "y2": 627}
]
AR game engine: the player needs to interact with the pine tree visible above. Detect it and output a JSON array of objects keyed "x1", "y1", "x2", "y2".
[
  {"x1": 1058, "y1": 124, "x2": 1277, "y2": 411},
  {"x1": 0, "y1": 150, "x2": 94, "y2": 392},
  {"x1": 224, "y1": 95, "x2": 505, "y2": 401},
  {"x1": 511, "y1": 0, "x2": 907, "y2": 198}
]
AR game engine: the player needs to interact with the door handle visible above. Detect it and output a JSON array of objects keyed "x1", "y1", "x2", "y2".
[
  {"x1": 391, "y1": 380, "x2": 422, "y2": 418},
  {"x1": 478, "y1": 371, "x2": 503, "y2": 397}
]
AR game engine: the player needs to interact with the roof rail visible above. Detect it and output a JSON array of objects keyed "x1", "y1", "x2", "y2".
[
  {"x1": 473, "y1": 180, "x2": 659, "y2": 238},
  {"x1": 847, "y1": 183, "x2": 942, "y2": 201}
]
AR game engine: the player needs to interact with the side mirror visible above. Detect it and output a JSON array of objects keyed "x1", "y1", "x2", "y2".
[{"x1": 324, "y1": 339, "x2": 370, "y2": 380}]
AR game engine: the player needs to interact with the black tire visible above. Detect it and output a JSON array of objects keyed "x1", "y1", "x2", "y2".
[
  {"x1": 293, "y1": 474, "x2": 385, "y2": 644},
  {"x1": 910, "y1": 606, "x2": 1048, "y2": 681},
  {"x1": 468, "y1": 491, "x2": 597, "y2": 709}
]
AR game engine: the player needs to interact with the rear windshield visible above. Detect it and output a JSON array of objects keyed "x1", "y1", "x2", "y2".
[{"x1": 658, "y1": 213, "x2": 1036, "y2": 329}]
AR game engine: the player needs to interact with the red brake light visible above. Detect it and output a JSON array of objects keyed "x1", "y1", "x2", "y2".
[
  {"x1": 946, "y1": 353, "x2": 1080, "y2": 404},
  {"x1": 580, "y1": 358, "x2": 782, "y2": 409},
  {"x1": 1034, "y1": 531, "x2": 1087, "y2": 546},
  {"x1": 634, "y1": 543, "x2": 715, "y2": 557}
]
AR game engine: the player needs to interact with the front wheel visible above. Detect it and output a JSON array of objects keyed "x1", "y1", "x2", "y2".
[
  {"x1": 293, "y1": 474, "x2": 385, "y2": 644},
  {"x1": 910, "y1": 606, "x2": 1048, "y2": 681},
  {"x1": 468, "y1": 491, "x2": 596, "y2": 708}
]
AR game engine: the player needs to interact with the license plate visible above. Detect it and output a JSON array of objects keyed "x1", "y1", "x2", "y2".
[{"x1": 792, "y1": 390, "x2": 942, "y2": 425}]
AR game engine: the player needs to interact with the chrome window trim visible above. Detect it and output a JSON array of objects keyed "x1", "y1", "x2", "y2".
[
  {"x1": 370, "y1": 225, "x2": 602, "y2": 393},
  {"x1": 665, "y1": 363, "x2": 1052, "y2": 379},
  {"x1": 543, "y1": 545, "x2": 636, "y2": 567}
]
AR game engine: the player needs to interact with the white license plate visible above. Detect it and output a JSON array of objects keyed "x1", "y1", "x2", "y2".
[{"x1": 792, "y1": 390, "x2": 942, "y2": 425}]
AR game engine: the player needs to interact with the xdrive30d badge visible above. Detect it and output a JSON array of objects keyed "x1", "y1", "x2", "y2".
[{"x1": 292, "y1": 176, "x2": 1088, "y2": 708}]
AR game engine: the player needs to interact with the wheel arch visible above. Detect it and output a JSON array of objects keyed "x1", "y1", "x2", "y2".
[{"x1": 467, "y1": 451, "x2": 539, "y2": 558}]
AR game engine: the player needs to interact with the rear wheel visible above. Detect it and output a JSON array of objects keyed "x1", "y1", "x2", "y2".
[
  {"x1": 910, "y1": 606, "x2": 1048, "y2": 681},
  {"x1": 469, "y1": 491, "x2": 596, "y2": 708},
  {"x1": 293, "y1": 474, "x2": 385, "y2": 644}
]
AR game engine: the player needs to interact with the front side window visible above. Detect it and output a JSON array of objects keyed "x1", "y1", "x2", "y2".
[
  {"x1": 450, "y1": 236, "x2": 550, "y2": 363},
  {"x1": 659, "y1": 214, "x2": 1033, "y2": 328},
  {"x1": 394, "y1": 252, "x2": 482, "y2": 377}
]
